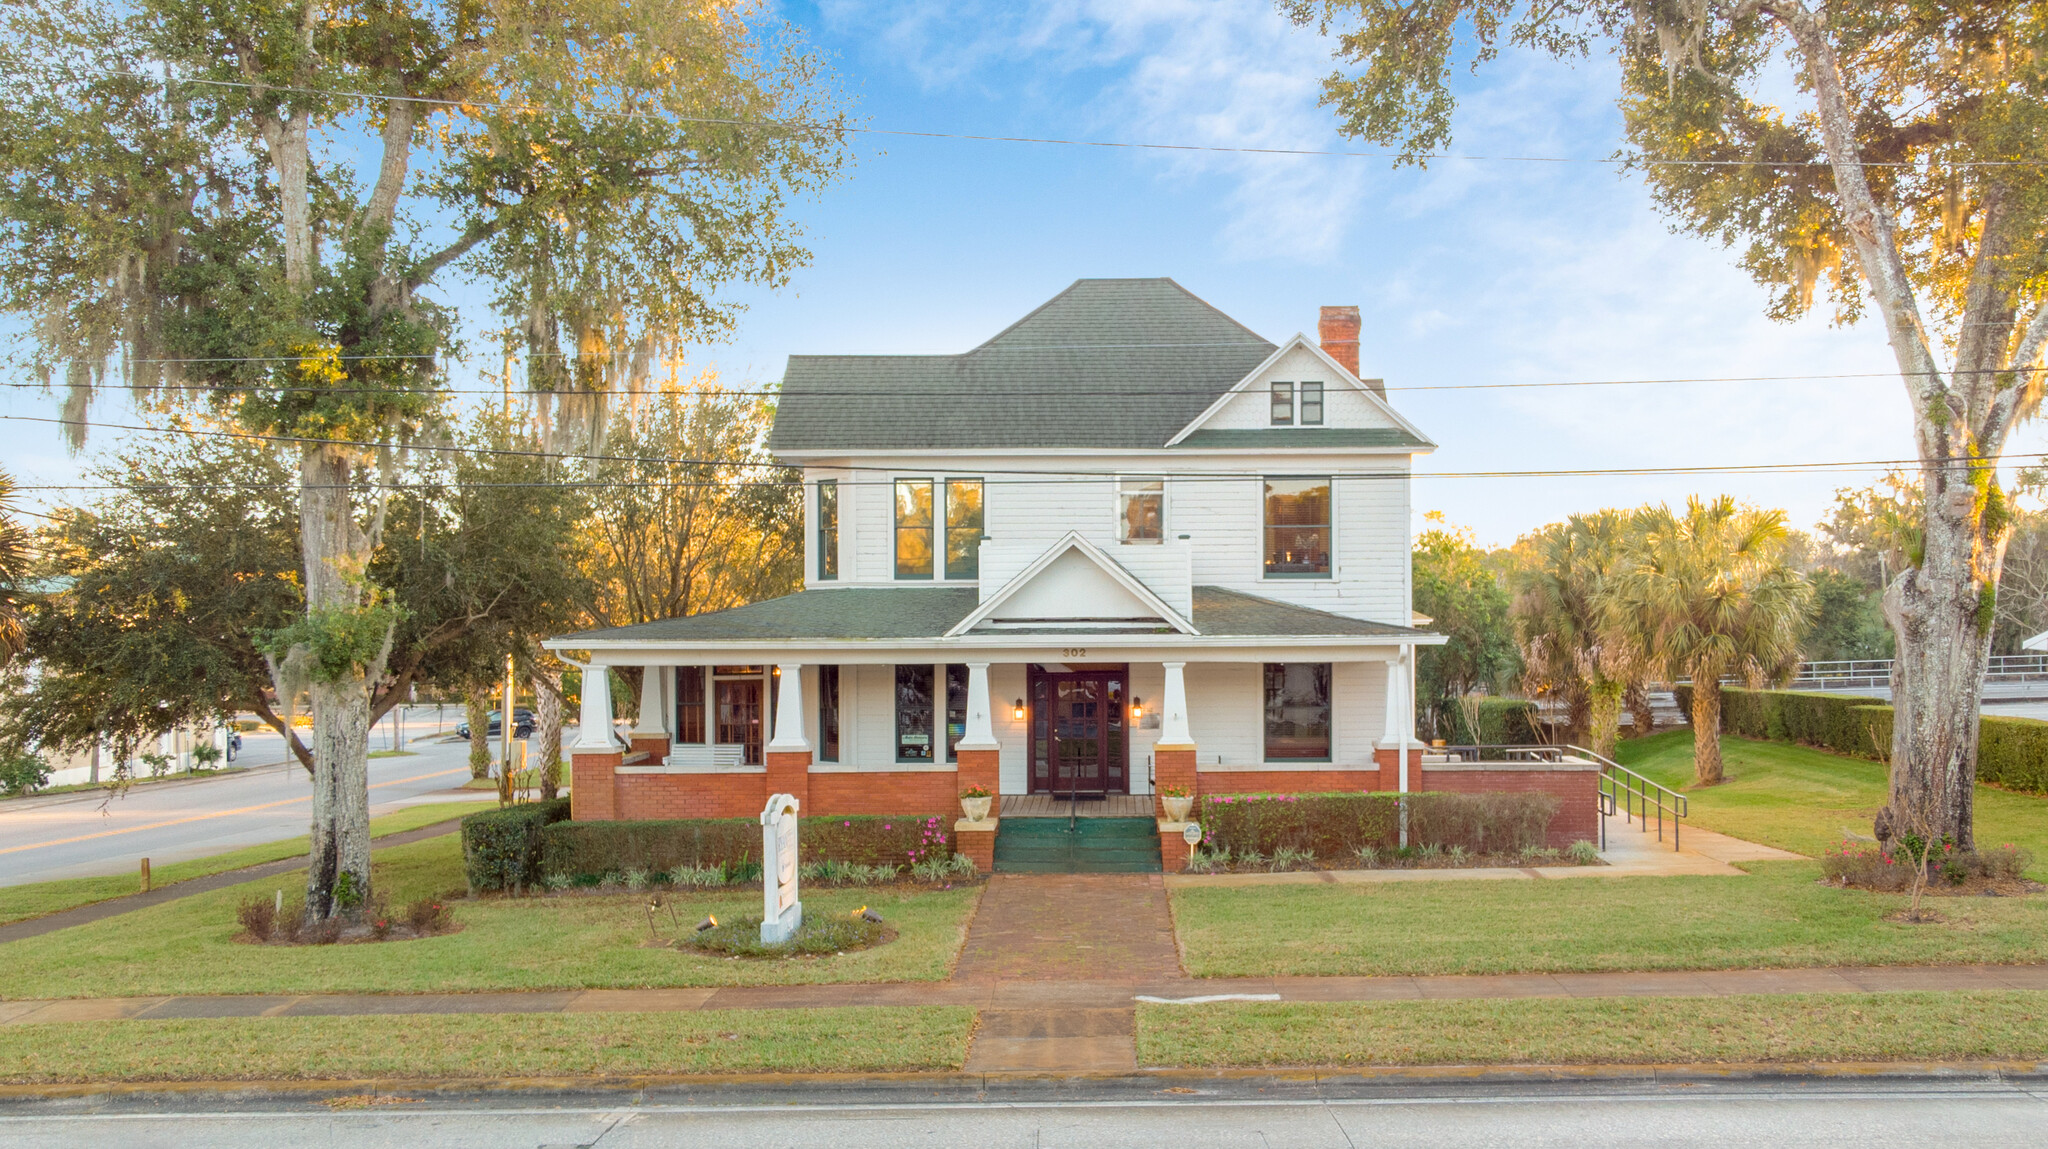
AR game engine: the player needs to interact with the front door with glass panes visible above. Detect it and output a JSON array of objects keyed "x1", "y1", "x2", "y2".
[{"x1": 1026, "y1": 664, "x2": 1129, "y2": 795}]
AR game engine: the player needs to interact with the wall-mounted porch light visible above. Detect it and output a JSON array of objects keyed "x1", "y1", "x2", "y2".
[
  {"x1": 1130, "y1": 697, "x2": 1144, "y2": 720},
  {"x1": 1013, "y1": 699, "x2": 1026, "y2": 721}
]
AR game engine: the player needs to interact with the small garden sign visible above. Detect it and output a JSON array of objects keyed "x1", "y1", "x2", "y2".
[{"x1": 760, "y1": 793, "x2": 803, "y2": 944}]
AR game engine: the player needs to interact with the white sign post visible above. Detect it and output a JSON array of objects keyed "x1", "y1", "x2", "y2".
[{"x1": 759, "y1": 793, "x2": 803, "y2": 944}]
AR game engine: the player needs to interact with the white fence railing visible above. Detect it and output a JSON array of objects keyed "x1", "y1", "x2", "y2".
[{"x1": 1786, "y1": 655, "x2": 2048, "y2": 690}]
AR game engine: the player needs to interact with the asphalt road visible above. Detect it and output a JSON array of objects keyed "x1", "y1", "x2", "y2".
[
  {"x1": 0, "y1": 707, "x2": 505, "y2": 887},
  {"x1": 3, "y1": 1079, "x2": 2046, "y2": 1147}
]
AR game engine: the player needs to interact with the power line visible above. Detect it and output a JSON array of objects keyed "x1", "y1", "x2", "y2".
[
  {"x1": 0, "y1": 415, "x2": 2033, "y2": 488},
  {"x1": 10, "y1": 367, "x2": 2041, "y2": 402},
  {"x1": 76, "y1": 66, "x2": 2048, "y2": 170}
]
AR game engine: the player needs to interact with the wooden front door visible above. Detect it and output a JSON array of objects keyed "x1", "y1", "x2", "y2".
[{"x1": 1028, "y1": 665, "x2": 1129, "y2": 795}]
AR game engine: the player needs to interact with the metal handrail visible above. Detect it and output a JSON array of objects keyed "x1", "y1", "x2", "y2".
[
  {"x1": 1426, "y1": 743, "x2": 1688, "y2": 851},
  {"x1": 1565, "y1": 744, "x2": 1687, "y2": 851}
]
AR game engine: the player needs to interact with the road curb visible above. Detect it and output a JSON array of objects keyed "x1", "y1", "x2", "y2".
[{"x1": 4, "y1": 1059, "x2": 2047, "y2": 1108}]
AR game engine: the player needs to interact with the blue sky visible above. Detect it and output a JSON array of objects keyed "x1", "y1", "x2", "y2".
[{"x1": 9, "y1": 0, "x2": 2036, "y2": 548}]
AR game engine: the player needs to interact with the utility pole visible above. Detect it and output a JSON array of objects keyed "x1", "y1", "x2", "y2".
[{"x1": 501, "y1": 652, "x2": 516, "y2": 794}]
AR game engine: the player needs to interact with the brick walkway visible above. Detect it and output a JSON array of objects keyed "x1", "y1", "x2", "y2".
[{"x1": 950, "y1": 873, "x2": 1183, "y2": 1073}]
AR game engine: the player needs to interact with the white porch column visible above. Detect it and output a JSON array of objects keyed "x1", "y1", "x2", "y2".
[
  {"x1": 574, "y1": 664, "x2": 620, "y2": 751},
  {"x1": 1157, "y1": 661, "x2": 1193, "y2": 748},
  {"x1": 633, "y1": 666, "x2": 669, "y2": 737},
  {"x1": 956, "y1": 662, "x2": 998, "y2": 751},
  {"x1": 767, "y1": 663, "x2": 809, "y2": 752}
]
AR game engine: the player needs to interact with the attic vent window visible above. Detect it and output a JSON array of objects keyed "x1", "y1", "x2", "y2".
[
  {"x1": 1301, "y1": 382, "x2": 1324, "y2": 426},
  {"x1": 1270, "y1": 381, "x2": 1294, "y2": 425}
]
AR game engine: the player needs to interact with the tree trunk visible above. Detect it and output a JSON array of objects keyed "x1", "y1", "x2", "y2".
[
  {"x1": 465, "y1": 692, "x2": 492, "y2": 780},
  {"x1": 298, "y1": 447, "x2": 374, "y2": 924},
  {"x1": 1624, "y1": 681, "x2": 1657, "y2": 738},
  {"x1": 1586, "y1": 678, "x2": 1623, "y2": 761},
  {"x1": 533, "y1": 668, "x2": 563, "y2": 801},
  {"x1": 1880, "y1": 533, "x2": 1987, "y2": 849},
  {"x1": 1689, "y1": 680, "x2": 1723, "y2": 787}
]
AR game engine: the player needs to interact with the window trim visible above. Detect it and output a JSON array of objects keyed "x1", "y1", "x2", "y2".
[
  {"x1": 894, "y1": 477, "x2": 936, "y2": 580},
  {"x1": 1270, "y1": 381, "x2": 1295, "y2": 425},
  {"x1": 815, "y1": 479, "x2": 838, "y2": 582},
  {"x1": 1300, "y1": 382, "x2": 1324, "y2": 426},
  {"x1": 1263, "y1": 662, "x2": 1333, "y2": 763},
  {"x1": 1116, "y1": 475, "x2": 1166, "y2": 544},
  {"x1": 1262, "y1": 475, "x2": 1334, "y2": 580}
]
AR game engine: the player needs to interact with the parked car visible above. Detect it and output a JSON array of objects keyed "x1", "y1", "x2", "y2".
[{"x1": 456, "y1": 709, "x2": 536, "y2": 740}]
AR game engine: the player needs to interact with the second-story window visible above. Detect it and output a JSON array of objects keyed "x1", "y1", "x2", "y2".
[
  {"x1": 816, "y1": 479, "x2": 838, "y2": 581},
  {"x1": 1119, "y1": 476, "x2": 1164, "y2": 542},
  {"x1": 944, "y1": 479, "x2": 983, "y2": 579},
  {"x1": 895, "y1": 478, "x2": 934, "y2": 579},
  {"x1": 1300, "y1": 382, "x2": 1324, "y2": 425},
  {"x1": 1270, "y1": 381, "x2": 1294, "y2": 425},
  {"x1": 1264, "y1": 477, "x2": 1332, "y2": 577}
]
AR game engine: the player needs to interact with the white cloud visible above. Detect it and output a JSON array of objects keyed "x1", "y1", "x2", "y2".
[{"x1": 822, "y1": 0, "x2": 1370, "y2": 259}]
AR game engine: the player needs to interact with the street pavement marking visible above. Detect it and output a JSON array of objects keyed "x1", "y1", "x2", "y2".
[{"x1": 0, "y1": 768, "x2": 469, "y2": 855}]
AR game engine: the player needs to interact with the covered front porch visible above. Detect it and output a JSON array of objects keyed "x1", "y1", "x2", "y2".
[{"x1": 542, "y1": 586, "x2": 1440, "y2": 831}]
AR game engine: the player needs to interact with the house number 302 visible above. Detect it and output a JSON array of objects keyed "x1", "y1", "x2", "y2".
[{"x1": 1061, "y1": 648, "x2": 1087, "y2": 658}]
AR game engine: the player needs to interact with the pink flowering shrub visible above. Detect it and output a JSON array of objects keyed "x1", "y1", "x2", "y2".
[{"x1": 1821, "y1": 841, "x2": 2034, "y2": 890}]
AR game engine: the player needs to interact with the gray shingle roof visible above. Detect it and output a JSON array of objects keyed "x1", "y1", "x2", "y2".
[
  {"x1": 769, "y1": 279, "x2": 1276, "y2": 452},
  {"x1": 551, "y1": 588, "x2": 981, "y2": 643},
  {"x1": 1188, "y1": 586, "x2": 1424, "y2": 637},
  {"x1": 550, "y1": 585, "x2": 1428, "y2": 644}
]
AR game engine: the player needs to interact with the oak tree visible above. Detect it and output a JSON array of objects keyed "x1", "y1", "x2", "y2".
[{"x1": 1292, "y1": 0, "x2": 2048, "y2": 845}]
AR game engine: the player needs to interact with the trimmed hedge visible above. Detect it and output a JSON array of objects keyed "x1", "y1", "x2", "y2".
[
  {"x1": 460, "y1": 798, "x2": 572, "y2": 893},
  {"x1": 1670, "y1": 685, "x2": 2048, "y2": 795},
  {"x1": 1195, "y1": 791, "x2": 1563, "y2": 858},
  {"x1": 537, "y1": 814, "x2": 955, "y2": 882}
]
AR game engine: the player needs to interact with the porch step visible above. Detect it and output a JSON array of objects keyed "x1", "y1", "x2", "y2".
[{"x1": 992, "y1": 817, "x2": 1161, "y2": 874}]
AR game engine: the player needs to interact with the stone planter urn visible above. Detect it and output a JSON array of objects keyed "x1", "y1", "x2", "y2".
[
  {"x1": 960, "y1": 795, "x2": 994, "y2": 823},
  {"x1": 1161, "y1": 795, "x2": 1194, "y2": 823}
]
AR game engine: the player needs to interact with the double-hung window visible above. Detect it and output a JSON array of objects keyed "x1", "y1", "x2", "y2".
[
  {"x1": 1119, "y1": 477, "x2": 1164, "y2": 542},
  {"x1": 944, "y1": 479, "x2": 983, "y2": 579},
  {"x1": 895, "y1": 479, "x2": 934, "y2": 579},
  {"x1": 1270, "y1": 381, "x2": 1295, "y2": 425},
  {"x1": 1264, "y1": 477, "x2": 1332, "y2": 577},
  {"x1": 817, "y1": 665, "x2": 839, "y2": 763},
  {"x1": 1264, "y1": 663, "x2": 1332, "y2": 761},
  {"x1": 816, "y1": 480, "x2": 838, "y2": 581},
  {"x1": 674, "y1": 666, "x2": 705, "y2": 744},
  {"x1": 1300, "y1": 382, "x2": 1324, "y2": 425}
]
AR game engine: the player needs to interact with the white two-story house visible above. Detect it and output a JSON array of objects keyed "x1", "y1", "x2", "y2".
[{"x1": 546, "y1": 278, "x2": 1451, "y2": 839}]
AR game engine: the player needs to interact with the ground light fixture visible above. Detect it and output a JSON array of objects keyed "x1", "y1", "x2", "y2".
[{"x1": 695, "y1": 915, "x2": 717, "y2": 932}]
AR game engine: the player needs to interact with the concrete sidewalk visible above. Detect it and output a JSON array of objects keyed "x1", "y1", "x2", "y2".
[
  {"x1": 7, "y1": 962, "x2": 2044, "y2": 1027},
  {"x1": 1165, "y1": 819, "x2": 1805, "y2": 888}
]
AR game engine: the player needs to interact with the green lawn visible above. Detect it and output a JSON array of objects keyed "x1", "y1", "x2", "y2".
[
  {"x1": 1618, "y1": 731, "x2": 2048, "y2": 876},
  {"x1": 1171, "y1": 860, "x2": 2048, "y2": 978},
  {"x1": 0, "y1": 802, "x2": 484, "y2": 927},
  {"x1": 0, "y1": 833, "x2": 983, "y2": 998},
  {"x1": 0, "y1": 1006, "x2": 974, "y2": 1082},
  {"x1": 1137, "y1": 991, "x2": 2048, "y2": 1068}
]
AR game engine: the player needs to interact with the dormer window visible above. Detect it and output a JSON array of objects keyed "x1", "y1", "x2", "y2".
[
  {"x1": 1301, "y1": 382, "x2": 1324, "y2": 426},
  {"x1": 1270, "y1": 381, "x2": 1294, "y2": 425}
]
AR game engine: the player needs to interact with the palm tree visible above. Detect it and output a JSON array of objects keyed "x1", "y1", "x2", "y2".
[
  {"x1": 1511, "y1": 510, "x2": 1645, "y2": 760},
  {"x1": 1615, "y1": 496, "x2": 1813, "y2": 786},
  {"x1": 0, "y1": 468, "x2": 28, "y2": 667}
]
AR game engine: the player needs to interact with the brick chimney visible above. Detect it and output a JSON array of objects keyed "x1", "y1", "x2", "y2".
[{"x1": 1318, "y1": 306, "x2": 1371, "y2": 392}]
